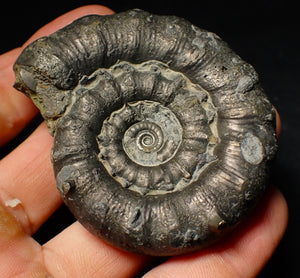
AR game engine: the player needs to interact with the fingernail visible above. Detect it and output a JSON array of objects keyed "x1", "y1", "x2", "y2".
[{"x1": 0, "y1": 201, "x2": 24, "y2": 240}]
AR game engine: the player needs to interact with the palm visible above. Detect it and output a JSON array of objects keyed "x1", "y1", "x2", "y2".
[{"x1": 0, "y1": 5, "x2": 288, "y2": 278}]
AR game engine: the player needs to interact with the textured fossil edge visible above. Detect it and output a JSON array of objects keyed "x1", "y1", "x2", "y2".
[{"x1": 13, "y1": 9, "x2": 278, "y2": 256}]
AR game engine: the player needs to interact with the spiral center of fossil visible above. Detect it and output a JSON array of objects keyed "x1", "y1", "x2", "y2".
[
  {"x1": 120, "y1": 102, "x2": 182, "y2": 167},
  {"x1": 136, "y1": 125, "x2": 162, "y2": 152},
  {"x1": 140, "y1": 133, "x2": 153, "y2": 147},
  {"x1": 124, "y1": 122, "x2": 163, "y2": 159}
]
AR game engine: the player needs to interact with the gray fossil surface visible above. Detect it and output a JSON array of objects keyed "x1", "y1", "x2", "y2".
[{"x1": 13, "y1": 9, "x2": 277, "y2": 256}]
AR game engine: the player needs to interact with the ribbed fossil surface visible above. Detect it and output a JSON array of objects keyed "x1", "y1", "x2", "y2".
[{"x1": 13, "y1": 9, "x2": 277, "y2": 256}]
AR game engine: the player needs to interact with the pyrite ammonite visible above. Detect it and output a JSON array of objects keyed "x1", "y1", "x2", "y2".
[{"x1": 13, "y1": 9, "x2": 278, "y2": 256}]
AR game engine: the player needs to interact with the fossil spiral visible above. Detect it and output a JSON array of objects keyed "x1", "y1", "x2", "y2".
[{"x1": 13, "y1": 9, "x2": 278, "y2": 256}]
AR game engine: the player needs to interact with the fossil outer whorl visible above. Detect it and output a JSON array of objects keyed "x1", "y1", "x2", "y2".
[{"x1": 13, "y1": 9, "x2": 278, "y2": 256}]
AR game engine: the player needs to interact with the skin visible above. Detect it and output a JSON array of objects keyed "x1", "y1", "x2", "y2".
[{"x1": 0, "y1": 5, "x2": 288, "y2": 278}]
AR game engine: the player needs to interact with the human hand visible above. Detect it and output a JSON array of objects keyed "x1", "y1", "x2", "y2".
[{"x1": 0, "y1": 5, "x2": 288, "y2": 277}]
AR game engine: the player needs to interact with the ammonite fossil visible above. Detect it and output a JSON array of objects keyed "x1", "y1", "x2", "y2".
[{"x1": 13, "y1": 9, "x2": 278, "y2": 256}]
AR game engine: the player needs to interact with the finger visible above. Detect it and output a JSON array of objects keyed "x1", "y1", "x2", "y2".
[
  {"x1": 0, "y1": 201, "x2": 51, "y2": 278},
  {"x1": 0, "y1": 5, "x2": 114, "y2": 233},
  {"x1": 0, "y1": 49, "x2": 38, "y2": 147},
  {"x1": 274, "y1": 106, "x2": 281, "y2": 138},
  {"x1": 0, "y1": 123, "x2": 60, "y2": 235},
  {"x1": 43, "y1": 221, "x2": 150, "y2": 278},
  {"x1": 24, "y1": 5, "x2": 114, "y2": 46},
  {"x1": 143, "y1": 186, "x2": 288, "y2": 278},
  {"x1": 0, "y1": 201, "x2": 150, "y2": 278},
  {"x1": 0, "y1": 5, "x2": 114, "y2": 147}
]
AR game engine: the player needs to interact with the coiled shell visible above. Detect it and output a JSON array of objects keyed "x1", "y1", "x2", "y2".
[{"x1": 13, "y1": 9, "x2": 277, "y2": 256}]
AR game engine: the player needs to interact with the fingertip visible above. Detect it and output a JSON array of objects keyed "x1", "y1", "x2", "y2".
[
  {"x1": 219, "y1": 186, "x2": 289, "y2": 276},
  {"x1": 274, "y1": 106, "x2": 282, "y2": 138},
  {"x1": 24, "y1": 5, "x2": 115, "y2": 46},
  {"x1": 263, "y1": 186, "x2": 288, "y2": 245},
  {"x1": 77, "y1": 4, "x2": 115, "y2": 16},
  {"x1": 0, "y1": 202, "x2": 24, "y2": 241}
]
